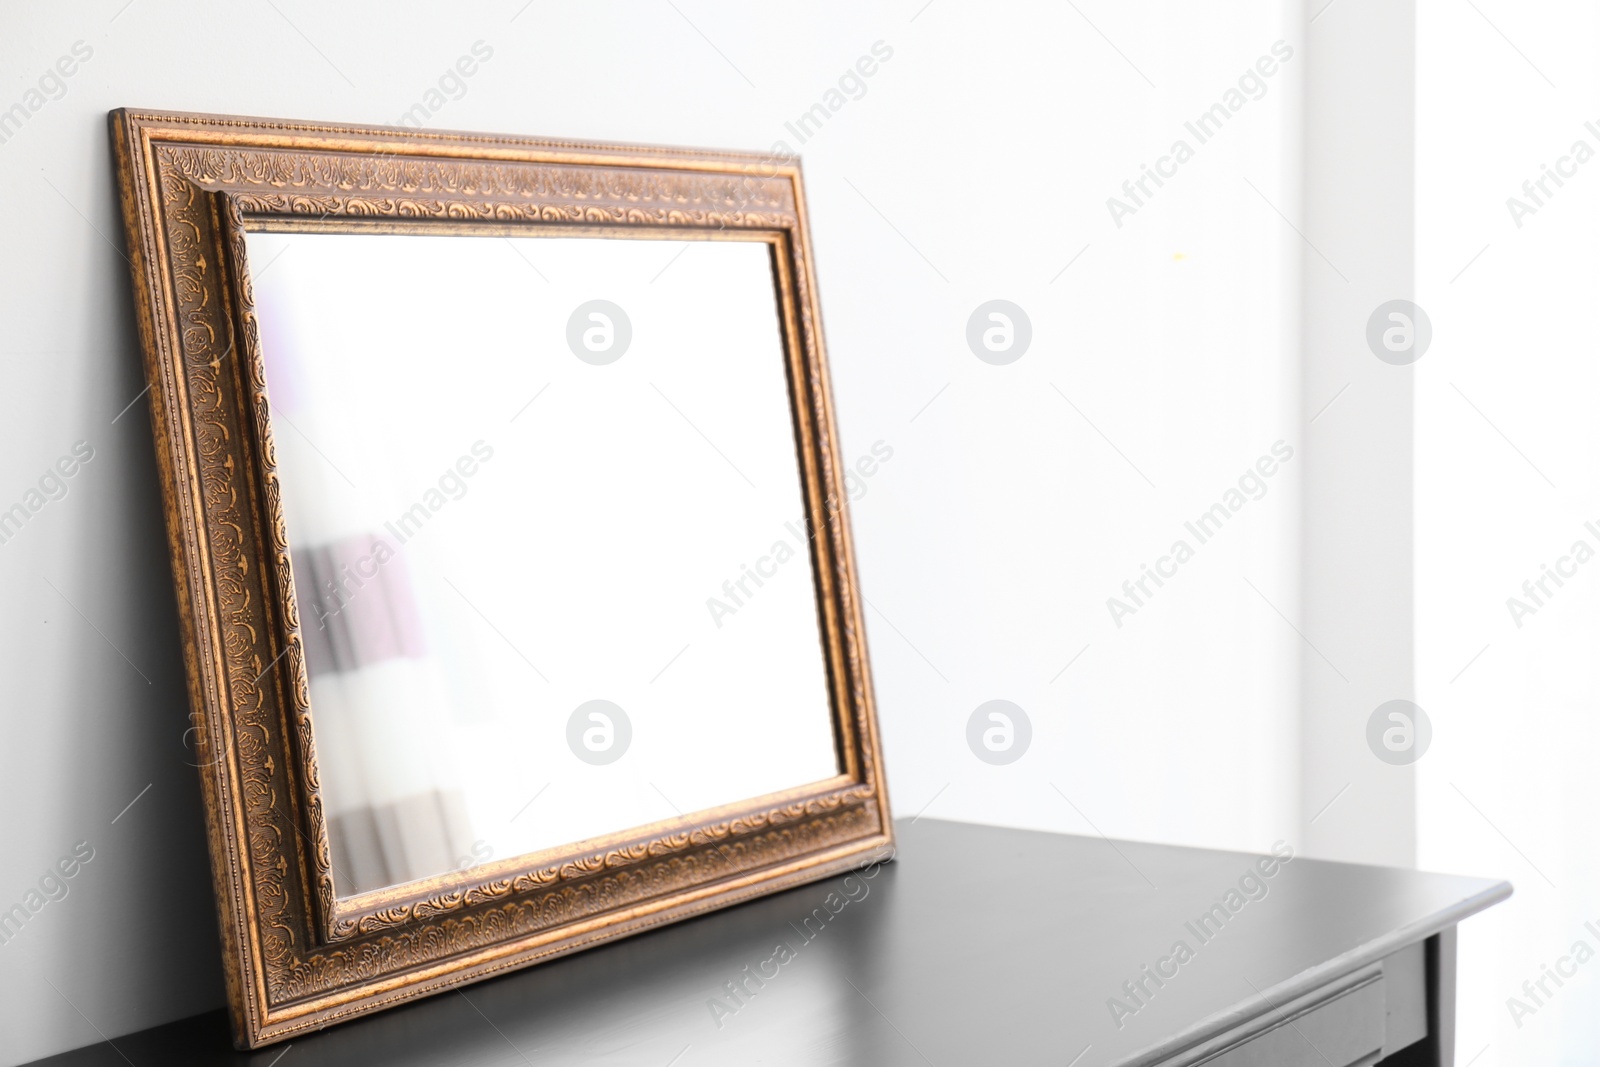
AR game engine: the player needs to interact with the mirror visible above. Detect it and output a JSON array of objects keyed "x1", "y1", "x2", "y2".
[
  {"x1": 246, "y1": 230, "x2": 841, "y2": 896},
  {"x1": 113, "y1": 108, "x2": 891, "y2": 1047}
]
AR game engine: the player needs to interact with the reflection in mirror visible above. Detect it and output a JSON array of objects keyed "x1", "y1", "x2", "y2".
[{"x1": 246, "y1": 230, "x2": 841, "y2": 897}]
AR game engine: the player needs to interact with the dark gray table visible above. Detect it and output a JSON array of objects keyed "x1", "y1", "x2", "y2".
[{"x1": 29, "y1": 819, "x2": 1510, "y2": 1066}]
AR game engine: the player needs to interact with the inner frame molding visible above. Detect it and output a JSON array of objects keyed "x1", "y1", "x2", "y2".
[{"x1": 110, "y1": 109, "x2": 893, "y2": 1049}]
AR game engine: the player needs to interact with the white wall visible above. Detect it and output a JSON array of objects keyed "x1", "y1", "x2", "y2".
[
  {"x1": 1298, "y1": 0, "x2": 1419, "y2": 869},
  {"x1": 1416, "y1": 1, "x2": 1600, "y2": 1062},
  {"x1": 0, "y1": 2, "x2": 1304, "y2": 1061},
  {"x1": 856, "y1": 0, "x2": 1304, "y2": 855}
]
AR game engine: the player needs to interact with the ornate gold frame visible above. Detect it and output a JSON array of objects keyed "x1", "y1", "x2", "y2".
[{"x1": 110, "y1": 109, "x2": 893, "y2": 1049}]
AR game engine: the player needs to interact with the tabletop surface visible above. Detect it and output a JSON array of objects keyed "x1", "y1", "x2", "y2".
[{"x1": 30, "y1": 818, "x2": 1512, "y2": 1067}]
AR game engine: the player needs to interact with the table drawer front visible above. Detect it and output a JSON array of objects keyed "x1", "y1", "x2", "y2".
[{"x1": 1198, "y1": 974, "x2": 1385, "y2": 1067}]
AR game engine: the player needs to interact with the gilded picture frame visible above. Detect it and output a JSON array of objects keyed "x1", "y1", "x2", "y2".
[{"x1": 109, "y1": 108, "x2": 893, "y2": 1049}]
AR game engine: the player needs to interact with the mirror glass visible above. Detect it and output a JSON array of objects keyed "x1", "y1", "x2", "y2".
[{"x1": 244, "y1": 230, "x2": 841, "y2": 898}]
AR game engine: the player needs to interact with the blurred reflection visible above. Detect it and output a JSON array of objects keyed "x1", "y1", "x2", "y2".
[
  {"x1": 292, "y1": 535, "x2": 474, "y2": 892},
  {"x1": 248, "y1": 230, "x2": 842, "y2": 897}
]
